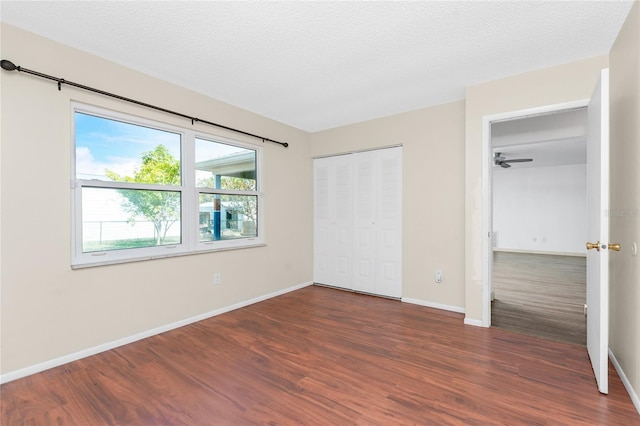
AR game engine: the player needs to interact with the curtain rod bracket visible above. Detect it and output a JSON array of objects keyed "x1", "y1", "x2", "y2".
[{"x1": 1, "y1": 58, "x2": 289, "y2": 148}]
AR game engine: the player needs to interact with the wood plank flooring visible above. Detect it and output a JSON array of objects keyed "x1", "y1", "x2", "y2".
[
  {"x1": 492, "y1": 252, "x2": 587, "y2": 346},
  {"x1": 2, "y1": 285, "x2": 638, "y2": 425}
]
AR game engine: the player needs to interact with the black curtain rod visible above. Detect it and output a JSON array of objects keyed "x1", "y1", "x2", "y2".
[{"x1": 0, "y1": 59, "x2": 288, "y2": 148}]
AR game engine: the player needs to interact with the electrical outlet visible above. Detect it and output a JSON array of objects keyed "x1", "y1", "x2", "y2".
[
  {"x1": 435, "y1": 270, "x2": 443, "y2": 284},
  {"x1": 214, "y1": 273, "x2": 221, "y2": 285}
]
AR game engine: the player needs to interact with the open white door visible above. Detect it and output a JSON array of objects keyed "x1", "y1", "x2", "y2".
[{"x1": 586, "y1": 68, "x2": 610, "y2": 395}]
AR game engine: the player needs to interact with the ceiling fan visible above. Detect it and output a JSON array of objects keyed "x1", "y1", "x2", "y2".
[{"x1": 493, "y1": 152, "x2": 533, "y2": 168}]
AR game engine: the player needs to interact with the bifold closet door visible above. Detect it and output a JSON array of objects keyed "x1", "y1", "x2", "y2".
[
  {"x1": 352, "y1": 148, "x2": 402, "y2": 298},
  {"x1": 313, "y1": 154, "x2": 354, "y2": 289},
  {"x1": 313, "y1": 147, "x2": 402, "y2": 298}
]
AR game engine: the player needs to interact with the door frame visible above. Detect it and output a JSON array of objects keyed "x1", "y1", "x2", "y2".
[{"x1": 481, "y1": 99, "x2": 589, "y2": 327}]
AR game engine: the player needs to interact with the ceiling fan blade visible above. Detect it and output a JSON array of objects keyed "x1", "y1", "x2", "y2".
[{"x1": 503, "y1": 158, "x2": 533, "y2": 163}]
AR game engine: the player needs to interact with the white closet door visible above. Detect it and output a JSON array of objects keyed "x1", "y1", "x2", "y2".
[
  {"x1": 313, "y1": 155, "x2": 353, "y2": 289},
  {"x1": 313, "y1": 158, "x2": 332, "y2": 285},
  {"x1": 375, "y1": 147, "x2": 402, "y2": 298},
  {"x1": 353, "y1": 150, "x2": 377, "y2": 294},
  {"x1": 314, "y1": 147, "x2": 402, "y2": 298}
]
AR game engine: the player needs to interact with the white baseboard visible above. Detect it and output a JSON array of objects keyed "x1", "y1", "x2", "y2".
[
  {"x1": 402, "y1": 297, "x2": 465, "y2": 314},
  {"x1": 609, "y1": 348, "x2": 640, "y2": 415},
  {"x1": 0, "y1": 281, "x2": 313, "y2": 385},
  {"x1": 493, "y1": 248, "x2": 586, "y2": 257},
  {"x1": 463, "y1": 317, "x2": 485, "y2": 327},
  {"x1": 401, "y1": 298, "x2": 484, "y2": 327}
]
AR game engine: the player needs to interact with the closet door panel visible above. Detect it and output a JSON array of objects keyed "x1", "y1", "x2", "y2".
[
  {"x1": 313, "y1": 158, "x2": 332, "y2": 285},
  {"x1": 353, "y1": 151, "x2": 377, "y2": 294},
  {"x1": 313, "y1": 155, "x2": 353, "y2": 289},
  {"x1": 332, "y1": 157, "x2": 353, "y2": 289},
  {"x1": 375, "y1": 148, "x2": 403, "y2": 298}
]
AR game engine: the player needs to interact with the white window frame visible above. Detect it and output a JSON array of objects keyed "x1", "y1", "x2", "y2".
[{"x1": 71, "y1": 102, "x2": 264, "y2": 268}]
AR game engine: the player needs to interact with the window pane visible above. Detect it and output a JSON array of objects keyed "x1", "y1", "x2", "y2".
[
  {"x1": 75, "y1": 112, "x2": 181, "y2": 185},
  {"x1": 82, "y1": 187, "x2": 181, "y2": 252},
  {"x1": 199, "y1": 194, "x2": 257, "y2": 241},
  {"x1": 195, "y1": 138, "x2": 256, "y2": 190}
]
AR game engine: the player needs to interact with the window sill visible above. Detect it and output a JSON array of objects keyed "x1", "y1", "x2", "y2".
[{"x1": 70, "y1": 243, "x2": 267, "y2": 269}]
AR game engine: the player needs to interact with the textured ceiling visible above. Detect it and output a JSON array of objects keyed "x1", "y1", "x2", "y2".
[{"x1": 0, "y1": 1, "x2": 634, "y2": 132}]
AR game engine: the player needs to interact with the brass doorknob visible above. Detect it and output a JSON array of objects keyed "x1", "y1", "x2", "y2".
[
  {"x1": 586, "y1": 241, "x2": 600, "y2": 251},
  {"x1": 608, "y1": 243, "x2": 621, "y2": 251}
]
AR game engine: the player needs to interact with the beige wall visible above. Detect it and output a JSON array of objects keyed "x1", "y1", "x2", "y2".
[
  {"x1": 311, "y1": 100, "x2": 466, "y2": 309},
  {"x1": 0, "y1": 24, "x2": 313, "y2": 375},
  {"x1": 464, "y1": 55, "x2": 609, "y2": 322},
  {"x1": 610, "y1": 0, "x2": 640, "y2": 408}
]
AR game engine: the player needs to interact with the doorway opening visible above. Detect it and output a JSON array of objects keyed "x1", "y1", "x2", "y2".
[{"x1": 482, "y1": 101, "x2": 589, "y2": 346}]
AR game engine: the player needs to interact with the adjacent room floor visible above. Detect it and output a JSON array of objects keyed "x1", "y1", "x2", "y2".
[{"x1": 492, "y1": 251, "x2": 587, "y2": 346}]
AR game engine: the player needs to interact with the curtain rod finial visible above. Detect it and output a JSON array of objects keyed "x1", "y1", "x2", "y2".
[{"x1": 1, "y1": 60, "x2": 17, "y2": 71}]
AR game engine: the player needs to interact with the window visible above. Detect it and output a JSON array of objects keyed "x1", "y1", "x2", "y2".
[
  {"x1": 72, "y1": 104, "x2": 263, "y2": 267},
  {"x1": 195, "y1": 137, "x2": 258, "y2": 242}
]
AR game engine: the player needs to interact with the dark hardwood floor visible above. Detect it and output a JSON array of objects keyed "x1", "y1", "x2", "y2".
[
  {"x1": 492, "y1": 251, "x2": 587, "y2": 346},
  {"x1": 2, "y1": 285, "x2": 638, "y2": 425}
]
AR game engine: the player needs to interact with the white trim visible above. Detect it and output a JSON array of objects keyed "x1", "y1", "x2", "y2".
[
  {"x1": 481, "y1": 101, "x2": 589, "y2": 124},
  {"x1": 493, "y1": 248, "x2": 586, "y2": 257},
  {"x1": 463, "y1": 317, "x2": 484, "y2": 327},
  {"x1": 481, "y1": 99, "x2": 590, "y2": 327},
  {"x1": 0, "y1": 281, "x2": 313, "y2": 385},
  {"x1": 70, "y1": 243, "x2": 268, "y2": 269},
  {"x1": 402, "y1": 297, "x2": 465, "y2": 314},
  {"x1": 609, "y1": 348, "x2": 640, "y2": 415},
  {"x1": 482, "y1": 113, "x2": 493, "y2": 327}
]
